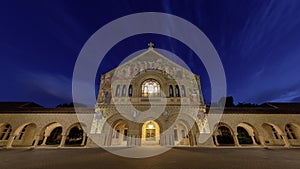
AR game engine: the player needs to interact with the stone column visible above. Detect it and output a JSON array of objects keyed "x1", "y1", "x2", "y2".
[
  {"x1": 259, "y1": 136, "x2": 266, "y2": 146},
  {"x1": 129, "y1": 134, "x2": 140, "y2": 147},
  {"x1": 127, "y1": 129, "x2": 140, "y2": 147},
  {"x1": 192, "y1": 133, "x2": 199, "y2": 146},
  {"x1": 234, "y1": 134, "x2": 241, "y2": 147},
  {"x1": 6, "y1": 135, "x2": 16, "y2": 148},
  {"x1": 93, "y1": 133, "x2": 106, "y2": 147},
  {"x1": 32, "y1": 135, "x2": 40, "y2": 147},
  {"x1": 136, "y1": 135, "x2": 141, "y2": 146},
  {"x1": 41, "y1": 136, "x2": 48, "y2": 146},
  {"x1": 81, "y1": 133, "x2": 87, "y2": 146},
  {"x1": 105, "y1": 133, "x2": 112, "y2": 146},
  {"x1": 281, "y1": 134, "x2": 291, "y2": 148},
  {"x1": 127, "y1": 134, "x2": 131, "y2": 147},
  {"x1": 165, "y1": 135, "x2": 170, "y2": 146},
  {"x1": 214, "y1": 135, "x2": 219, "y2": 146},
  {"x1": 170, "y1": 135, "x2": 174, "y2": 146},
  {"x1": 159, "y1": 135, "x2": 164, "y2": 146},
  {"x1": 132, "y1": 135, "x2": 138, "y2": 146},
  {"x1": 59, "y1": 134, "x2": 67, "y2": 148},
  {"x1": 250, "y1": 135, "x2": 258, "y2": 145}
]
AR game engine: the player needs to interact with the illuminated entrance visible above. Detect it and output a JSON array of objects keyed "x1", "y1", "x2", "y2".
[{"x1": 142, "y1": 120, "x2": 160, "y2": 145}]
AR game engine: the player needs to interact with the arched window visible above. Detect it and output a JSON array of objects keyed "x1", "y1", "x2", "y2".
[
  {"x1": 0, "y1": 124, "x2": 11, "y2": 140},
  {"x1": 169, "y1": 85, "x2": 174, "y2": 97},
  {"x1": 128, "y1": 85, "x2": 133, "y2": 97},
  {"x1": 115, "y1": 85, "x2": 120, "y2": 96},
  {"x1": 122, "y1": 85, "x2": 126, "y2": 96},
  {"x1": 181, "y1": 85, "x2": 186, "y2": 97},
  {"x1": 141, "y1": 79, "x2": 161, "y2": 97},
  {"x1": 285, "y1": 124, "x2": 297, "y2": 139},
  {"x1": 18, "y1": 125, "x2": 28, "y2": 140},
  {"x1": 175, "y1": 85, "x2": 180, "y2": 97}
]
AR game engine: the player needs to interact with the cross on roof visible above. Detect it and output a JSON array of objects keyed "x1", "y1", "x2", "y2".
[{"x1": 148, "y1": 42, "x2": 154, "y2": 48}]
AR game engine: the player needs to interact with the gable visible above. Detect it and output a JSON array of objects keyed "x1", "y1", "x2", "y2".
[{"x1": 101, "y1": 47, "x2": 197, "y2": 81}]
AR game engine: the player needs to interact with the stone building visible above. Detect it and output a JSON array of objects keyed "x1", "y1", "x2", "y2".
[{"x1": 0, "y1": 46, "x2": 300, "y2": 148}]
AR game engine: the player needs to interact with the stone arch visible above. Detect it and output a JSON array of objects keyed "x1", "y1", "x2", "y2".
[
  {"x1": 121, "y1": 84, "x2": 127, "y2": 96},
  {"x1": 169, "y1": 85, "x2": 174, "y2": 97},
  {"x1": 285, "y1": 123, "x2": 300, "y2": 146},
  {"x1": 132, "y1": 70, "x2": 173, "y2": 97},
  {"x1": 64, "y1": 122, "x2": 87, "y2": 146},
  {"x1": 175, "y1": 85, "x2": 180, "y2": 97},
  {"x1": 262, "y1": 123, "x2": 285, "y2": 146},
  {"x1": 38, "y1": 122, "x2": 63, "y2": 146},
  {"x1": 12, "y1": 123, "x2": 37, "y2": 147},
  {"x1": 213, "y1": 122, "x2": 236, "y2": 146},
  {"x1": 101, "y1": 113, "x2": 133, "y2": 146},
  {"x1": 163, "y1": 113, "x2": 200, "y2": 146},
  {"x1": 141, "y1": 120, "x2": 160, "y2": 146},
  {"x1": 237, "y1": 122, "x2": 260, "y2": 145},
  {"x1": 174, "y1": 120, "x2": 190, "y2": 146},
  {"x1": 110, "y1": 120, "x2": 128, "y2": 146},
  {"x1": 141, "y1": 79, "x2": 161, "y2": 97},
  {"x1": 128, "y1": 84, "x2": 133, "y2": 97},
  {"x1": 115, "y1": 84, "x2": 121, "y2": 96}
]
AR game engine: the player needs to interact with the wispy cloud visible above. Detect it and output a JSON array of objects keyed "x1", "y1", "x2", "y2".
[
  {"x1": 246, "y1": 81, "x2": 300, "y2": 103},
  {"x1": 21, "y1": 71, "x2": 72, "y2": 102}
]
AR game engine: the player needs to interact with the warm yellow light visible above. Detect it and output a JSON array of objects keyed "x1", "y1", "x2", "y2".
[{"x1": 148, "y1": 122, "x2": 154, "y2": 129}]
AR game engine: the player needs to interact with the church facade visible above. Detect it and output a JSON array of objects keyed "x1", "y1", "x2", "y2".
[{"x1": 1, "y1": 45, "x2": 300, "y2": 148}]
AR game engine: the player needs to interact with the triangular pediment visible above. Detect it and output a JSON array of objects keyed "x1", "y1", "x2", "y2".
[{"x1": 102, "y1": 46, "x2": 196, "y2": 80}]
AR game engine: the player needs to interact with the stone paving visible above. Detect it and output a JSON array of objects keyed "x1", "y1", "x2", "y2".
[{"x1": 1, "y1": 147, "x2": 300, "y2": 169}]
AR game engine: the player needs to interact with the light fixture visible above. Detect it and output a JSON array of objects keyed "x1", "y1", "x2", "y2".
[{"x1": 148, "y1": 122, "x2": 154, "y2": 129}]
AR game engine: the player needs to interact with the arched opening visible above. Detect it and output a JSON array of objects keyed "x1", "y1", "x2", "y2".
[
  {"x1": 38, "y1": 122, "x2": 62, "y2": 146},
  {"x1": 262, "y1": 123, "x2": 284, "y2": 146},
  {"x1": 285, "y1": 123, "x2": 300, "y2": 146},
  {"x1": 237, "y1": 127, "x2": 253, "y2": 144},
  {"x1": 175, "y1": 85, "x2": 180, "y2": 97},
  {"x1": 122, "y1": 85, "x2": 126, "y2": 96},
  {"x1": 46, "y1": 127, "x2": 62, "y2": 145},
  {"x1": 111, "y1": 121, "x2": 128, "y2": 146},
  {"x1": 65, "y1": 123, "x2": 86, "y2": 146},
  {"x1": 0, "y1": 123, "x2": 12, "y2": 141},
  {"x1": 174, "y1": 122, "x2": 190, "y2": 146},
  {"x1": 181, "y1": 85, "x2": 186, "y2": 97},
  {"x1": 128, "y1": 85, "x2": 133, "y2": 97},
  {"x1": 169, "y1": 85, "x2": 174, "y2": 97},
  {"x1": 142, "y1": 120, "x2": 160, "y2": 145},
  {"x1": 115, "y1": 85, "x2": 120, "y2": 96},
  {"x1": 213, "y1": 123, "x2": 235, "y2": 146},
  {"x1": 13, "y1": 123, "x2": 37, "y2": 147},
  {"x1": 141, "y1": 79, "x2": 161, "y2": 97},
  {"x1": 237, "y1": 122, "x2": 260, "y2": 145}
]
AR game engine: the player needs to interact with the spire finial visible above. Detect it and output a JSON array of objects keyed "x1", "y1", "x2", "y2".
[{"x1": 148, "y1": 42, "x2": 154, "y2": 48}]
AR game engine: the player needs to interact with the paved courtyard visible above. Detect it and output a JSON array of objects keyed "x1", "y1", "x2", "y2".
[{"x1": 1, "y1": 147, "x2": 300, "y2": 169}]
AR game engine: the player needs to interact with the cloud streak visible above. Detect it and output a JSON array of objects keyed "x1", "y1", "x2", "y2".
[{"x1": 19, "y1": 71, "x2": 73, "y2": 106}]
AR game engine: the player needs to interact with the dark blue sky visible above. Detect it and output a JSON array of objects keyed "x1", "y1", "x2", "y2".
[{"x1": 1, "y1": 0, "x2": 300, "y2": 107}]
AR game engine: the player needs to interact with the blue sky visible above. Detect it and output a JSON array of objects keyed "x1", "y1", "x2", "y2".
[{"x1": 1, "y1": 0, "x2": 300, "y2": 107}]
